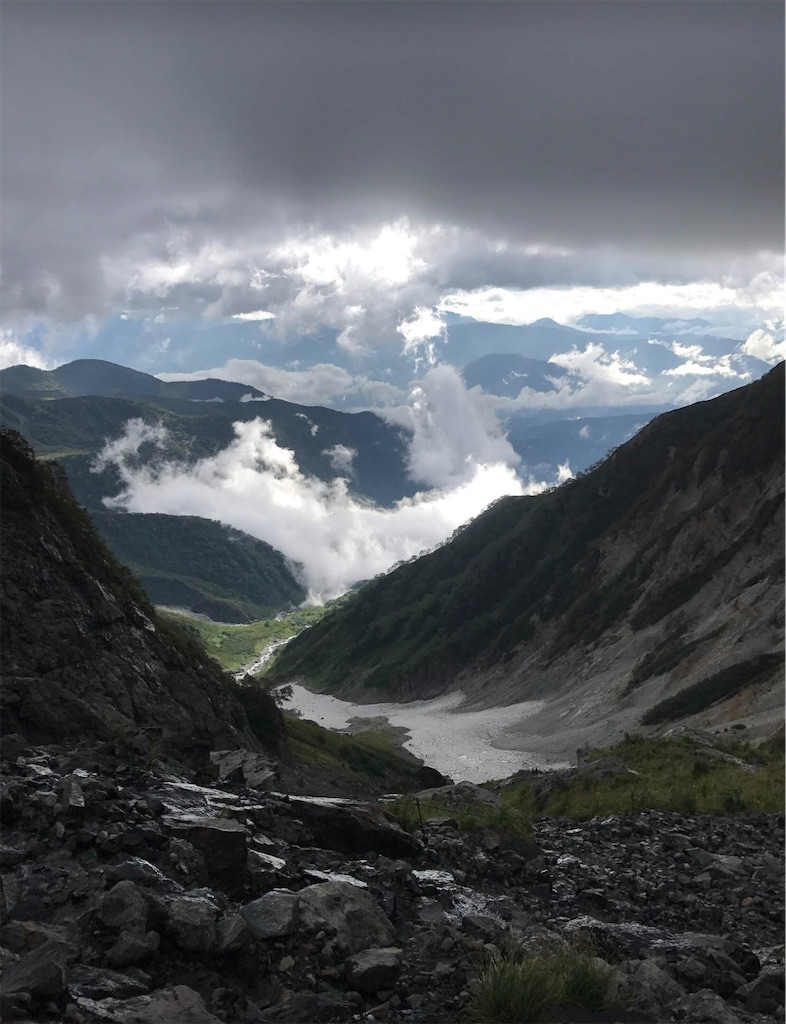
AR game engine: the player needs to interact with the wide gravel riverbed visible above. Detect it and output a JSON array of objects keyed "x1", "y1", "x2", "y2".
[{"x1": 279, "y1": 683, "x2": 568, "y2": 783}]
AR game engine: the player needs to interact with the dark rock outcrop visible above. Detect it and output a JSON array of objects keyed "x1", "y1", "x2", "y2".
[
  {"x1": 1, "y1": 740, "x2": 782, "y2": 1024},
  {"x1": 0, "y1": 430, "x2": 279, "y2": 764}
]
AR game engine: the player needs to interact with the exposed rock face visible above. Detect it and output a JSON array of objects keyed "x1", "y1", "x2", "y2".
[
  {"x1": 0, "y1": 430, "x2": 274, "y2": 763},
  {"x1": 0, "y1": 741, "x2": 782, "y2": 1024}
]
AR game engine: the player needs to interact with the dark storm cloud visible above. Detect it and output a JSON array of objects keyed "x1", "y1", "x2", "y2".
[{"x1": 1, "y1": 0, "x2": 783, "y2": 321}]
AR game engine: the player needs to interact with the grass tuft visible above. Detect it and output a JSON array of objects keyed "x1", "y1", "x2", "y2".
[{"x1": 468, "y1": 940, "x2": 615, "y2": 1023}]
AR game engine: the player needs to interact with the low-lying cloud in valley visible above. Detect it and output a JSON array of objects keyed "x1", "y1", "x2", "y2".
[
  {"x1": 94, "y1": 418, "x2": 533, "y2": 603},
  {"x1": 92, "y1": 367, "x2": 563, "y2": 601}
]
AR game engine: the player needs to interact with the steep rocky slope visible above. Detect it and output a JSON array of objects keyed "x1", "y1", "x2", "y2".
[
  {"x1": 270, "y1": 365, "x2": 784, "y2": 750},
  {"x1": 0, "y1": 430, "x2": 277, "y2": 763},
  {"x1": 1, "y1": 738, "x2": 782, "y2": 1024}
]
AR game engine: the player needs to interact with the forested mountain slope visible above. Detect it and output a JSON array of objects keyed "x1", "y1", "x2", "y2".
[
  {"x1": 270, "y1": 365, "x2": 784, "y2": 741},
  {"x1": 89, "y1": 511, "x2": 306, "y2": 622}
]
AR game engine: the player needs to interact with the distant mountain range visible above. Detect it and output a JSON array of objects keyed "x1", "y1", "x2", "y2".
[
  {"x1": 34, "y1": 311, "x2": 774, "y2": 408},
  {"x1": 269, "y1": 364, "x2": 784, "y2": 749},
  {"x1": 0, "y1": 359, "x2": 270, "y2": 402}
]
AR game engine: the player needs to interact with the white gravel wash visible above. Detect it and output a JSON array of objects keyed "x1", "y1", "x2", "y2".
[{"x1": 280, "y1": 684, "x2": 567, "y2": 783}]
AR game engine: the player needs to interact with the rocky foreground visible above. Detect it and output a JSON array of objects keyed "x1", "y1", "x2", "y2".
[{"x1": 0, "y1": 739, "x2": 783, "y2": 1024}]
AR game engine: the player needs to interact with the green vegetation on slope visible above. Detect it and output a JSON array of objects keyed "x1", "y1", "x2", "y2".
[
  {"x1": 641, "y1": 654, "x2": 784, "y2": 725},
  {"x1": 269, "y1": 365, "x2": 784, "y2": 694},
  {"x1": 284, "y1": 715, "x2": 424, "y2": 791},
  {"x1": 160, "y1": 605, "x2": 332, "y2": 671},
  {"x1": 90, "y1": 511, "x2": 306, "y2": 623},
  {"x1": 502, "y1": 734, "x2": 784, "y2": 819},
  {"x1": 384, "y1": 734, "x2": 783, "y2": 842}
]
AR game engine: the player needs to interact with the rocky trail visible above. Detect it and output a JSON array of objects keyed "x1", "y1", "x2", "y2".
[{"x1": 0, "y1": 737, "x2": 783, "y2": 1024}]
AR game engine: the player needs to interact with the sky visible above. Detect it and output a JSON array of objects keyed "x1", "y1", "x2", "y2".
[{"x1": 2, "y1": 1, "x2": 784, "y2": 598}]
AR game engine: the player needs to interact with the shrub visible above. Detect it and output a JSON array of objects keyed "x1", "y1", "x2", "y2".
[{"x1": 642, "y1": 653, "x2": 783, "y2": 724}]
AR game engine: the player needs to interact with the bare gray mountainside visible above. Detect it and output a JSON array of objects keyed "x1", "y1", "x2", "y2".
[
  {"x1": 0, "y1": 430, "x2": 279, "y2": 764},
  {"x1": 270, "y1": 365, "x2": 784, "y2": 752}
]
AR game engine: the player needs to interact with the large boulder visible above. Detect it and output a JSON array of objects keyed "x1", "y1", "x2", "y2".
[
  {"x1": 167, "y1": 897, "x2": 218, "y2": 953},
  {"x1": 345, "y1": 947, "x2": 403, "y2": 994},
  {"x1": 293, "y1": 801, "x2": 423, "y2": 859},
  {"x1": 297, "y1": 881, "x2": 395, "y2": 958},
  {"x1": 209, "y1": 749, "x2": 277, "y2": 790},
  {"x1": 239, "y1": 889, "x2": 299, "y2": 940},
  {"x1": 98, "y1": 881, "x2": 148, "y2": 933},
  {"x1": 163, "y1": 815, "x2": 248, "y2": 895},
  {"x1": 0, "y1": 938, "x2": 68, "y2": 1003}
]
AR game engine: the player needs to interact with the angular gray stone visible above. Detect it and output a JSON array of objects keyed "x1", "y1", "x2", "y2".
[
  {"x1": 216, "y1": 915, "x2": 251, "y2": 955},
  {"x1": 107, "y1": 857, "x2": 168, "y2": 887},
  {"x1": 239, "y1": 889, "x2": 298, "y2": 939},
  {"x1": 735, "y1": 967, "x2": 785, "y2": 1014},
  {"x1": 293, "y1": 801, "x2": 423, "y2": 859},
  {"x1": 105, "y1": 931, "x2": 160, "y2": 969},
  {"x1": 163, "y1": 815, "x2": 248, "y2": 896},
  {"x1": 345, "y1": 947, "x2": 402, "y2": 995},
  {"x1": 607, "y1": 959, "x2": 686, "y2": 1012},
  {"x1": 247, "y1": 848, "x2": 289, "y2": 893},
  {"x1": 168, "y1": 897, "x2": 218, "y2": 953},
  {"x1": 99, "y1": 880, "x2": 148, "y2": 933},
  {"x1": 0, "y1": 938, "x2": 68, "y2": 1000},
  {"x1": 209, "y1": 749, "x2": 276, "y2": 790},
  {"x1": 74, "y1": 984, "x2": 221, "y2": 1022},
  {"x1": 297, "y1": 881, "x2": 395, "y2": 957},
  {"x1": 67, "y1": 965, "x2": 150, "y2": 1001},
  {"x1": 673, "y1": 988, "x2": 742, "y2": 1023},
  {"x1": 59, "y1": 775, "x2": 86, "y2": 813}
]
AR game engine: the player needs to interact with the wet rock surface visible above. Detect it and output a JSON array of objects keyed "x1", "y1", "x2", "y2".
[{"x1": 0, "y1": 743, "x2": 783, "y2": 1024}]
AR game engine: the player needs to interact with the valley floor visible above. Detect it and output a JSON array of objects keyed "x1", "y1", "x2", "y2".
[{"x1": 281, "y1": 684, "x2": 570, "y2": 782}]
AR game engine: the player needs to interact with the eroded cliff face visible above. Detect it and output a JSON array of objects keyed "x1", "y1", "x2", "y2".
[
  {"x1": 0, "y1": 430, "x2": 268, "y2": 764},
  {"x1": 463, "y1": 431, "x2": 784, "y2": 758}
]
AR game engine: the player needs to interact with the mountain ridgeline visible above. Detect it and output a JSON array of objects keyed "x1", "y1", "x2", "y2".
[{"x1": 270, "y1": 365, "x2": 784, "y2": 736}]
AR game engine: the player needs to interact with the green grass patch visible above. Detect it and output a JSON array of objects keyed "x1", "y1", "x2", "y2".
[
  {"x1": 284, "y1": 715, "x2": 423, "y2": 790},
  {"x1": 641, "y1": 653, "x2": 783, "y2": 724},
  {"x1": 385, "y1": 795, "x2": 533, "y2": 838},
  {"x1": 468, "y1": 939, "x2": 616, "y2": 1023},
  {"x1": 158, "y1": 606, "x2": 330, "y2": 672},
  {"x1": 502, "y1": 733, "x2": 784, "y2": 819}
]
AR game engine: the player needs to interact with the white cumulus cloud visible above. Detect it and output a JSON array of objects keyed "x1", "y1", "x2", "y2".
[
  {"x1": 741, "y1": 327, "x2": 785, "y2": 364},
  {"x1": 549, "y1": 343, "x2": 650, "y2": 387},
  {"x1": 0, "y1": 333, "x2": 53, "y2": 370}
]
